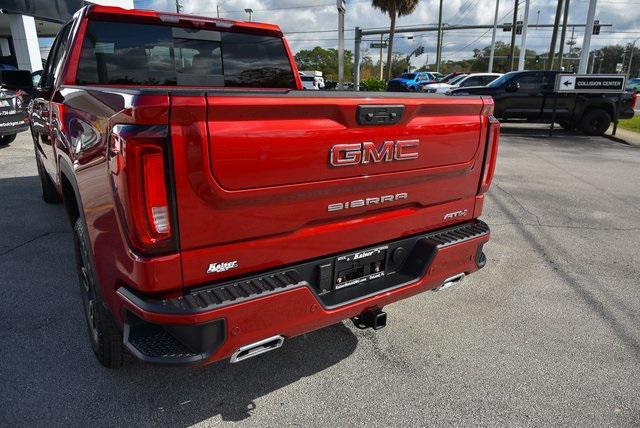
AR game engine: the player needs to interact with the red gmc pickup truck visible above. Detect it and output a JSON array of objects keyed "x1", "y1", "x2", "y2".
[{"x1": 30, "y1": 5, "x2": 499, "y2": 368}]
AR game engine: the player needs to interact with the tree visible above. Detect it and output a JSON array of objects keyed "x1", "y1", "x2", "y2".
[
  {"x1": 592, "y1": 44, "x2": 640, "y2": 75},
  {"x1": 372, "y1": 0, "x2": 420, "y2": 80},
  {"x1": 294, "y1": 46, "x2": 353, "y2": 81}
]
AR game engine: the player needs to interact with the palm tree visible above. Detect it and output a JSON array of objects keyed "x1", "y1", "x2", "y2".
[{"x1": 372, "y1": 0, "x2": 420, "y2": 80}]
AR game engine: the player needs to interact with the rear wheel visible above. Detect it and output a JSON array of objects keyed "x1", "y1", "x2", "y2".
[
  {"x1": 0, "y1": 134, "x2": 16, "y2": 146},
  {"x1": 34, "y1": 149, "x2": 62, "y2": 204},
  {"x1": 579, "y1": 109, "x2": 611, "y2": 136},
  {"x1": 73, "y1": 218, "x2": 124, "y2": 368}
]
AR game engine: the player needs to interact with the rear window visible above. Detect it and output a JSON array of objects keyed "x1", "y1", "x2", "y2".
[{"x1": 76, "y1": 21, "x2": 295, "y2": 88}]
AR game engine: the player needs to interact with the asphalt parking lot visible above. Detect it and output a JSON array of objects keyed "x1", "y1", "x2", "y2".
[{"x1": 1, "y1": 128, "x2": 639, "y2": 426}]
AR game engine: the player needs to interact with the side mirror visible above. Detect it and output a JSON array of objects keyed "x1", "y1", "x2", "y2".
[
  {"x1": 0, "y1": 70, "x2": 34, "y2": 94},
  {"x1": 505, "y1": 81, "x2": 519, "y2": 92}
]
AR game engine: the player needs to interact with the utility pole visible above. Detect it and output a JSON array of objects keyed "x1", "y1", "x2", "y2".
[
  {"x1": 436, "y1": 0, "x2": 443, "y2": 72},
  {"x1": 557, "y1": 0, "x2": 571, "y2": 69},
  {"x1": 547, "y1": 0, "x2": 564, "y2": 70},
  {"x1": 579, "y1": 0, "x2": 597, "y2": 73},
  {"x1": 379, "y1": 34, "x2": 384, "y2": 79},
  {"x1": 216, "y1": 3, "x2": 220, "y2": 18},
  {"x1": 337, "y1": 0, "x2": 346, "y2": 89},
  {"x1": 518, "y1": 0, "x2": 530, "y2": 71},
  {"x1": 588, "y1": 51, "x2": 595, "y2": 73},
  {"x1": 175, "y1": 0, "x2": 181, "y2": 13},
  {"x1": 508, "y1": 0, "x2": 519, "y2": 70},
  {"x1": 244, "y1": 8, "x2": 253, "y2": 21},
  {"x1": 627, "y1": 38, "x2": 639, "y2": 79},
  {"x1": 353, "y1": 27, "x2": 362, "y2": 90},
  {"x1": 488, "y1": 0, "x2": 500, "y2": 72},
  {"x1": 598, "y1": 56, "x2": 603, "y2": 73}
]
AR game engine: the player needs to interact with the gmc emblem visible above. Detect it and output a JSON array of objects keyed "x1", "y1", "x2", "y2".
[{"x1": 330, "y1": 139, "x2": 419, "y2": 166}]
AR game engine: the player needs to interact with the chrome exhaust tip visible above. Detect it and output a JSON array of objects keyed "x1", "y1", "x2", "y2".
[
  {"x1": 230, "y1": 335, "x2": 285, "y2": 363},
  {"x1": 437, "y1": 273, "x2": 465, "y2": 291}
]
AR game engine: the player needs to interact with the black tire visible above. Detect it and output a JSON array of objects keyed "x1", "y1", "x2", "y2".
[
  {"x1": 579, "y1": 109, "x2": 611, "y2": 136},
  {"x1": 73, "y1": 218, "x2": 124, "y2": 368},
  {"x1": 0, "y1": 134, "x2": 16, "y2": 146},
  {"x1": 558, "y1": 120, "x2": 575, "y2": 131},
  {"x1": 34, "y1": 150, "x2": 62, "y2": 204}
]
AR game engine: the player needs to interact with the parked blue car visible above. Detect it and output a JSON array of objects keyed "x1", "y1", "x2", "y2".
[{"x1": 387, "y1": 72, "x2": 436, "y2": 92}]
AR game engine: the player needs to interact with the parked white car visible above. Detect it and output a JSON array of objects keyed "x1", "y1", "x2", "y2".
[
  {"x1": 299, "y1": 71, "x2": 325, "y2": 89},
  {"x1": 424, "y1": 73, "x2": 503, "y2": 94},
  {"x1": 300, "y1": 75, "x2": 320, "y2": 90}
]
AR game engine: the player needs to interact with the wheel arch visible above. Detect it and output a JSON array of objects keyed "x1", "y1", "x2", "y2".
[
  {"x1": 58, "y1": 159, "x2": 84, "y2": 226},
  {"x1": 581, "y1": 101, "x2": 615, "y2": 121}
]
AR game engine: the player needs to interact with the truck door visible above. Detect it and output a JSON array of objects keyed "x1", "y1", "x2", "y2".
[
  {"x1": 540, "y1": 72, "x2": 574, "y2": 120},
  {"x1": 501, "y1": 72, "x2": 545, "y2": 119},
  {"x1": 31, "y1": 23, "x2": 71, "y2": 177}
]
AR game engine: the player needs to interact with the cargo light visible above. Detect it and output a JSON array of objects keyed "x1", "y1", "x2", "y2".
[{"x1": 109, "y1": 125, "x2": 177, "y2": 255}]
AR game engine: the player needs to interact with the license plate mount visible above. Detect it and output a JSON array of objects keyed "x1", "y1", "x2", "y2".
[{"x1": 333, "y1": 245, "x2": 388, "y2": 290}]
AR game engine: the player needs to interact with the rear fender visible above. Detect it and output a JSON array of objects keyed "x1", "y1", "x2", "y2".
[{"x1": 578, "y1": 99, "x2": 615, "y2": 120}]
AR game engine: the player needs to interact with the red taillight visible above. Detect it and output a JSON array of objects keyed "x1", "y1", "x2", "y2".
[
  {"x1": 142, "y1": 150, "x2": 171, "y2": 235},
  {"x1": 632, "y1": 91, "x2": 638, "y2": 110},
  {"x1": 479, "y1": 116, "x2": 500, "y2": 194},
  {"x1": 480, "y1": 97, "x2": 495, "y2": 116},
  {"x1": 109, "y1": 125, "x2": 176, "y2": 255}
]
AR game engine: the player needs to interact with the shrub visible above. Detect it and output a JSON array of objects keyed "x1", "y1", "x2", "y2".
[{"x1": 359, "y1": 78, "x2": 386, "y2": 92}]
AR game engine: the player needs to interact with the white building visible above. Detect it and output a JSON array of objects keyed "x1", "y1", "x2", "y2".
[{"x1": 0, "y1": 0, "x2": 133, "y2": 72}]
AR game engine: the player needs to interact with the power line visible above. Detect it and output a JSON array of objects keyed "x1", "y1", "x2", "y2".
[
  {"x1": 448, "y1": 0, "x2": 481, "y2": 26},
  {"x1": 198, "y1": 2, "x2": 334, "y2": 15},
  {"x1": 444, "y1": 0, "x2": 527, "y2": 56}
]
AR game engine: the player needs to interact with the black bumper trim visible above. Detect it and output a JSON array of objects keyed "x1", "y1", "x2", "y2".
[
  {"x1": 122, "y1": 312, "x2": 226, "y2": 366},
  {"x1": 118, "y1": 220, "x2": 489, "y2": 316}
]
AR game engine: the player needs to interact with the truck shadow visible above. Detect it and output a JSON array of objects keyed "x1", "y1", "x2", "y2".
[
  {"x1": 0, "y1": 175, "x2": 359, "y2": 426},
  {"x1": 500, "y1": 124, "x2": 633, "y2": 150},
  {"x1": 117, "y1": 323, "x2": 359, "y2": 424},
  {"x1": 500, "y1": 123, "x2": 584, "y2": 138}
]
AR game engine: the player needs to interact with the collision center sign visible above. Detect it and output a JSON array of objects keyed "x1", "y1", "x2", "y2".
[{"x1": 555, "y1": 74, "x2": 626, "y2": 93}]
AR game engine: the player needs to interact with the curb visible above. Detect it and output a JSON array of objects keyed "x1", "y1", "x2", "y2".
[{"x1": 607, "y1": 126, "x2": 640, "y2": 148}]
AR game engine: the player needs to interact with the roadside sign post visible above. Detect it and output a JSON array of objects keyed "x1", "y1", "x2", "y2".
[{"x1": 550, "y1": 74, "x2": 626, "y2": 136}]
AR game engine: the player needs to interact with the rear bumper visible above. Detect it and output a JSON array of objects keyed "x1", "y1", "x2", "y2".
[
  {"x1": 117, "y1": 220, "x2": 490, "y2": 366},
  {"x1": 619, "y1": 107, "x2": 634, "y2": 120}
]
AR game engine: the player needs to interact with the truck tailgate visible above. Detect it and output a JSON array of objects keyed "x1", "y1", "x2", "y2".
[{"x1": 170, "y1": 92, "x2": 490, "y2": 287}]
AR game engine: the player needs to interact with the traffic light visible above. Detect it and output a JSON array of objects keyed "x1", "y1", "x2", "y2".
[
  {"x1": 415, "y1": 46, "x2": 425, "y2": 56},
  {"x1": 503, "y1": 22, "x2": 512, "y2": 32},
  {"x1": 535, "y1": 55, "x2": 540, "y2": 63},
  {"x1": 516, "y1": 21, "x2": 523, "y2": 35},
  {"x1": 592, "y1": 20, "x2": 600, "y2": 35}
]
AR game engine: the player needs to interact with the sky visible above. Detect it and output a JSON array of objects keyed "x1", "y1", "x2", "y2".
[{"x1": 134, "y1": 0, "x2": 640, "y2": 67}]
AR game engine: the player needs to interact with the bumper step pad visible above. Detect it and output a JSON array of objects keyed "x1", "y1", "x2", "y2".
[
  {"x1": 118, "y1": 220, "x2": 489, "y2": 316},
  {"x1": 167, "y1": 270, "x2": 303, "y2": 312}
]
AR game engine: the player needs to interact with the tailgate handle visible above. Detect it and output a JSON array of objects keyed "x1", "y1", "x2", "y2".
[{"x1": 357, "y1": 105, "x2": 405, "y2": 126}]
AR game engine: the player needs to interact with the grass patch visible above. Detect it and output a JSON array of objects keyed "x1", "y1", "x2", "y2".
[{"x1": 618, "y1": 114, "x2": 640, "y2": 133}]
